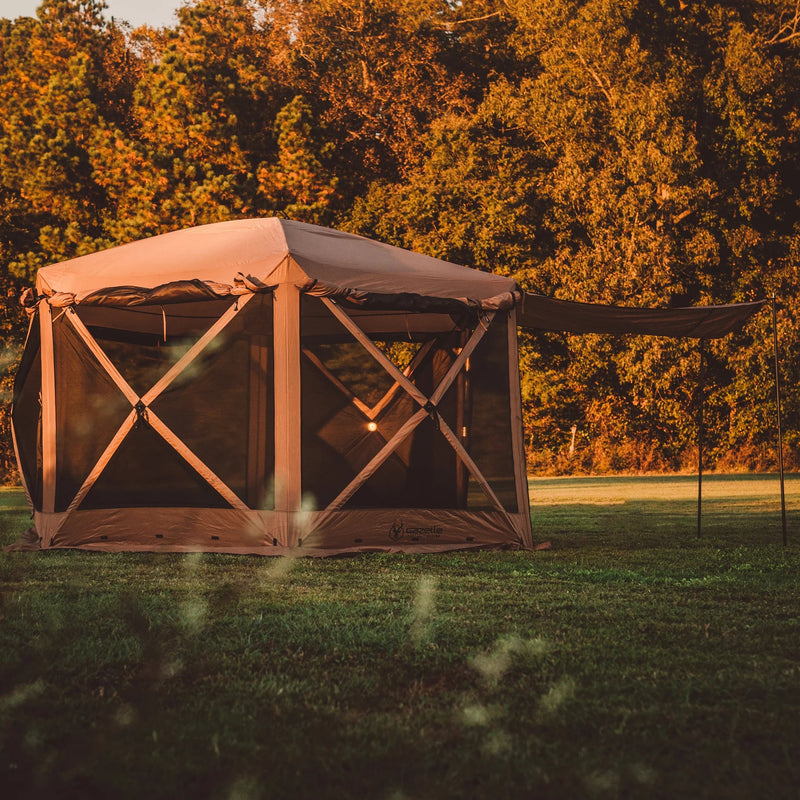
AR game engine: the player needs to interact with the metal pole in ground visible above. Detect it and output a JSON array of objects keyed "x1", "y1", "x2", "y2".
[
  {"x1": 697, "y1": 338, "x2": 704, "y2": 538},
  {"x1": 771, "y1": 295, "x2": 787, "y2": 546}
]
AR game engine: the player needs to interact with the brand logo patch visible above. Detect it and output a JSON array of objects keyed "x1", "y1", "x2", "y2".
[
  {"x1": 389, "y1": 519, "x2": 404, "y2": 541},
  {"x1": 388, "y1": 519, "x2": 443, "y2": 542}
]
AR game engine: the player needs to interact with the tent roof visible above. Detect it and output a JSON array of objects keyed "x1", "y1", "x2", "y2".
[{"x1": 35, "y1": 217, "x2": 517, "y2": 307}]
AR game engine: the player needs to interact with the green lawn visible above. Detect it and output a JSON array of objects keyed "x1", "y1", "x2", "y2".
[{"x1": 1, "y1": 476, "x2": 799, "y2": 799}]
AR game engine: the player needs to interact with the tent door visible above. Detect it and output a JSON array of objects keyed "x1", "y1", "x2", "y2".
[
  {"x1": 311, "y1": 299, "x2": 516, "y2": 531},
  {"x1": 49, "y1": 298, "x2": 255, "y2": 528}
]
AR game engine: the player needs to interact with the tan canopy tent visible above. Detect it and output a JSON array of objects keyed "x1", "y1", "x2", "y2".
[{"x1": 10, "y1": 218, "x2": 765, "y2": 554}]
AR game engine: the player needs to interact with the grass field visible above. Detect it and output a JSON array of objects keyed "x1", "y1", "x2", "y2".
[{"x1": 1, "y1": 475, "x2": 799, "y2": 799}]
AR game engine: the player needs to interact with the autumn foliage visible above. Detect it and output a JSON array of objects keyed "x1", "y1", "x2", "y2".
[{"x1": 1, "y1": 0, "x2": 799, "y2": 480}]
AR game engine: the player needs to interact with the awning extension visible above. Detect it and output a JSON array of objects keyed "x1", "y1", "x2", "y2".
[{"x1": 517, "y1": 294, "x2": 766, "y2": 339}]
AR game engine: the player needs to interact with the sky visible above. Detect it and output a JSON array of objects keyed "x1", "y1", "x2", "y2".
[{"x1": 2, "y1": 1, "x2": 187, "y2": 28}]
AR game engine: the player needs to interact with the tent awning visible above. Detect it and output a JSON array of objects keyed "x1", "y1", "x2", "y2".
[{"x1": 517, "y1": 293, "x2": 767, "y2": 339}]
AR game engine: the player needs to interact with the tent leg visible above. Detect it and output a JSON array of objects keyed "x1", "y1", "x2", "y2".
[
  {"x1": 771, "y1": 296, "x2": 787, "y2": 546},
  {"x1": 697, "y1": 338, "x2": 704, "y2": 539},
  {"x1": 39, "y1": 300, "x2": 57, "y2": 519}
]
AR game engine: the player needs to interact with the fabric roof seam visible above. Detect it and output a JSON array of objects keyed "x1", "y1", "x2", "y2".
[{"x1": 26, "y1": 282, "x2": 512, "y2": 315}]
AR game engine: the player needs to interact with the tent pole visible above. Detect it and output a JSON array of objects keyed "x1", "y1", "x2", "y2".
[
  {"x1": 697, "y1": 338, "x2": 704, "y2": 539},
  {"x1": 771, "y1": 295, "x2": 787, "y2": 546},
  {"x1": 39, "y1": 300, "x2": 57, "y2": 520},
  {"x1": 274, "y1": 282, "x2": 302, "y2": 543}
]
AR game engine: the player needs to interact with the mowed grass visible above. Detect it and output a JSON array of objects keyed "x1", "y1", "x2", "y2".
[{"x1": 1, "y1": 475, "x2": 799, "y2": 800}]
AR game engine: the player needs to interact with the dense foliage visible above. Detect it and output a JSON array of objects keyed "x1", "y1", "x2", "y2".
[{"x1": 1, "y1": 0, "x2": 799, "y2": 478}]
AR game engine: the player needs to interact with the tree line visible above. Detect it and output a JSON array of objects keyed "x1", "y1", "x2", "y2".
[{"x1": 1, "y1": 0, "x2": 799, "y2": 480}]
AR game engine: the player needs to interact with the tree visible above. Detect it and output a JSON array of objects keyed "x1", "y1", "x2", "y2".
[
  {"x1": 90, "y1": 0, "x2": 287, "y2": 240},
  {"x1": 347, "y1": 110, "x2": 541, "y2": 274},
  {"x1": 0, "y1": 1, "x2": 115, "y2": 279},
  {"x1": 1, "y1": 0, "x2": 799, "y2": 479},
  {"x1": 257, "y1": 95, "x2": 338, "y2": 223},
  {"x1": 260, "y1": 0, "x2": 474, "y2": 197}
]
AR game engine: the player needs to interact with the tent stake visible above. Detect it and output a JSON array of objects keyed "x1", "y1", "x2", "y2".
[
  {"x1": 697, "y1": 338, "x2": 704, "y2": 538},
  {"x1": 771, "y1": 296, "x2": 787, "y2": 546}
]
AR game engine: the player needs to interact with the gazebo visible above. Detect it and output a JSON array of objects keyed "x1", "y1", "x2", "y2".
[{"x1": 11, "y1": 218, "x2": 767, "y2": 554}]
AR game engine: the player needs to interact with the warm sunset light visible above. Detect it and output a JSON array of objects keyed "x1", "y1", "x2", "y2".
[{"x1": 1, "y1": 3, "x2": 797, "y2": 798}]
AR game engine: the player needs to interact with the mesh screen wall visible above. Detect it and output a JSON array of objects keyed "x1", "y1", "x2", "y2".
[
  {"x1": 12, "y1": 320, "x2": 43, "y2": 508},
  {"x1": 300, "y1": 296, "x2": 517, "y2": 512},
  {"x1": 51, "y1": 296, "x2": 274, "y2": 511}
]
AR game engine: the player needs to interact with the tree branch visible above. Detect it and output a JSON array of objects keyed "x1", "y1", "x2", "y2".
[
  {"x1": 767, "y1": 0, "x2": 800, "y2": 45},
  {"x1": 569, "y1": 48, "x2": 614, "y2": 106},
  {"x1": 436, "y1": 11, "x2": 504, "y2": 30}
]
